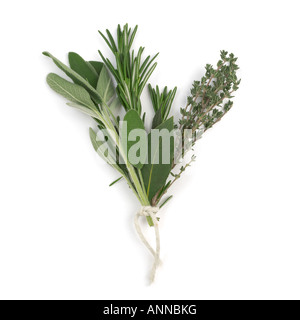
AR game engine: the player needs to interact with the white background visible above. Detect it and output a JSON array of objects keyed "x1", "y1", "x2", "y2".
[{"x1": 0, "y1": 0, "x2": 299, "y2": 300}]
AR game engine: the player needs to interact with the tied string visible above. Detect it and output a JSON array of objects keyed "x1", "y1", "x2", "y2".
[{"x1": 134, "y1": 206, "x2": 161, "y2": 283}]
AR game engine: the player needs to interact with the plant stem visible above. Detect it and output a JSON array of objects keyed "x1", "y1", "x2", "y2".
[{"x1": 100, "y1": 105, "x2": 150, "y2": 208}]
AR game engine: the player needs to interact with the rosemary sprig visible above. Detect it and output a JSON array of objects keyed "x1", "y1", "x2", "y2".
[
  {"x1": 98, "y1": 24, "x2": 158, "y2": 116},
  {"x1": 148, "y1": 84, "x2": 177, "y2": 128}
]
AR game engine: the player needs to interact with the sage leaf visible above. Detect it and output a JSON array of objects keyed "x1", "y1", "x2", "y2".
[
  {"x1": 142, "y1": 117, "x2": 174, "y2": 201},
  {"x1": 66, "y1": 102, "x2": 100, "y2": 118},
  {"x1": 43, "y1": 51, "x2": 102, "y2": 104},
  {"x1": 121, "y1": 109, "x2": 147, "y2": 169},
  {"x1": 88, "y1": 61, "x2": 104, "y2": 75},
  {"x1": 96, "y1": 65, "x2": 115, "y2": 104},
  {"x1": 68, "y1": 52, "x2": 99, "y2": 88},
  {"x1": 46, "y1": 73, "x2": 97, "y2": 110},
  {"x1": 109, "y1": 96, "x2": 121, "y2": 110}
]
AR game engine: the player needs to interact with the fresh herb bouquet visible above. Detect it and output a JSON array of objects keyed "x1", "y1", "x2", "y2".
[{"x1": 43, "y1": 24, "x2": 240, "y2": 283}]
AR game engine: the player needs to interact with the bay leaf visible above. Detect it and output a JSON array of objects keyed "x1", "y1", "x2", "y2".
[
  {"x1": 141, "y1": 117, "x2": 174, "y2": 201},
  {"x1": 120, "y1": 109, "x2": 147, "y2": 169}
]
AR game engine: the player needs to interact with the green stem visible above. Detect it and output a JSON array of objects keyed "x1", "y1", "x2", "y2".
[
  {"x1": 138, "y1": 168, "x2": 147, "y2": 196},
  {"x1": 99, "y1": 106, "x2": 150, "y2": 206}
]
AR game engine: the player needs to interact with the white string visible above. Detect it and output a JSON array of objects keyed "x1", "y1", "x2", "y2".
[{"x1": 134, "y1": 206, "x2": 161, "y2": 283}]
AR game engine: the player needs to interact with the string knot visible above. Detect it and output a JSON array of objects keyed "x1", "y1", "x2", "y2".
[{"x1": 138, "y1": 206, "x2": 159, "y2": 218}]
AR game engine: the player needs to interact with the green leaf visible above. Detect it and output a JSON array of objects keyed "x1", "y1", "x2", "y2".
[
  {"x1": 96, "y1": 65, "x2": 115, "y2": 104},
  {"x1": 109, "y1": 176, "x2": 123, "y2": 187},
  {"x1": 159, "y1": 195, "x2": 173, "y2": 208},
  {"x1": 142, "y1": 117, "x2": 174, "y2": 201},
  {"x1": 43, "y1": 51, "x2": 102, "y2": 103},
  {"x1": 89, "y1": 128, "x2": 123, "y2": 175},
  {"x1": 121, "y1": 109, "x2": 147, "y2": 169},
  {"x1": 68, "y1": 52, "x2": 99, "y2": 88},
  {"x1": 88, "y1": 61, "x2": 104, "y2": 75},
  {"x1": 46, "y1": 73, "x2": 97, "y2": 110},
  {"x1": 152, "y1": 106, "x2": 163, "y2": 128},
  {"x1": 66, "y1": 102, "x2": 100, "y2": 118},
  {"x1": 109, "y1": 96, "x2": 121, "y2": 110}
]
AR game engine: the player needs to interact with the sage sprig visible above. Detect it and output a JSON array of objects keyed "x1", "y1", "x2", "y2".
[{"x1": 43, "y1": 24, "x2": 240, "y2": 283}]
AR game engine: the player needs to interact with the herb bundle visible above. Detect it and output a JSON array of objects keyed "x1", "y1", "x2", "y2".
[{"x1": 43, "y1": 24, "x2": 240, "y2": 283}]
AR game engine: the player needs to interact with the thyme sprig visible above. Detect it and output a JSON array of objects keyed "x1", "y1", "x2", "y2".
[{"x1": 180, "y1": 50, "x2": 240, "y2": 137}]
